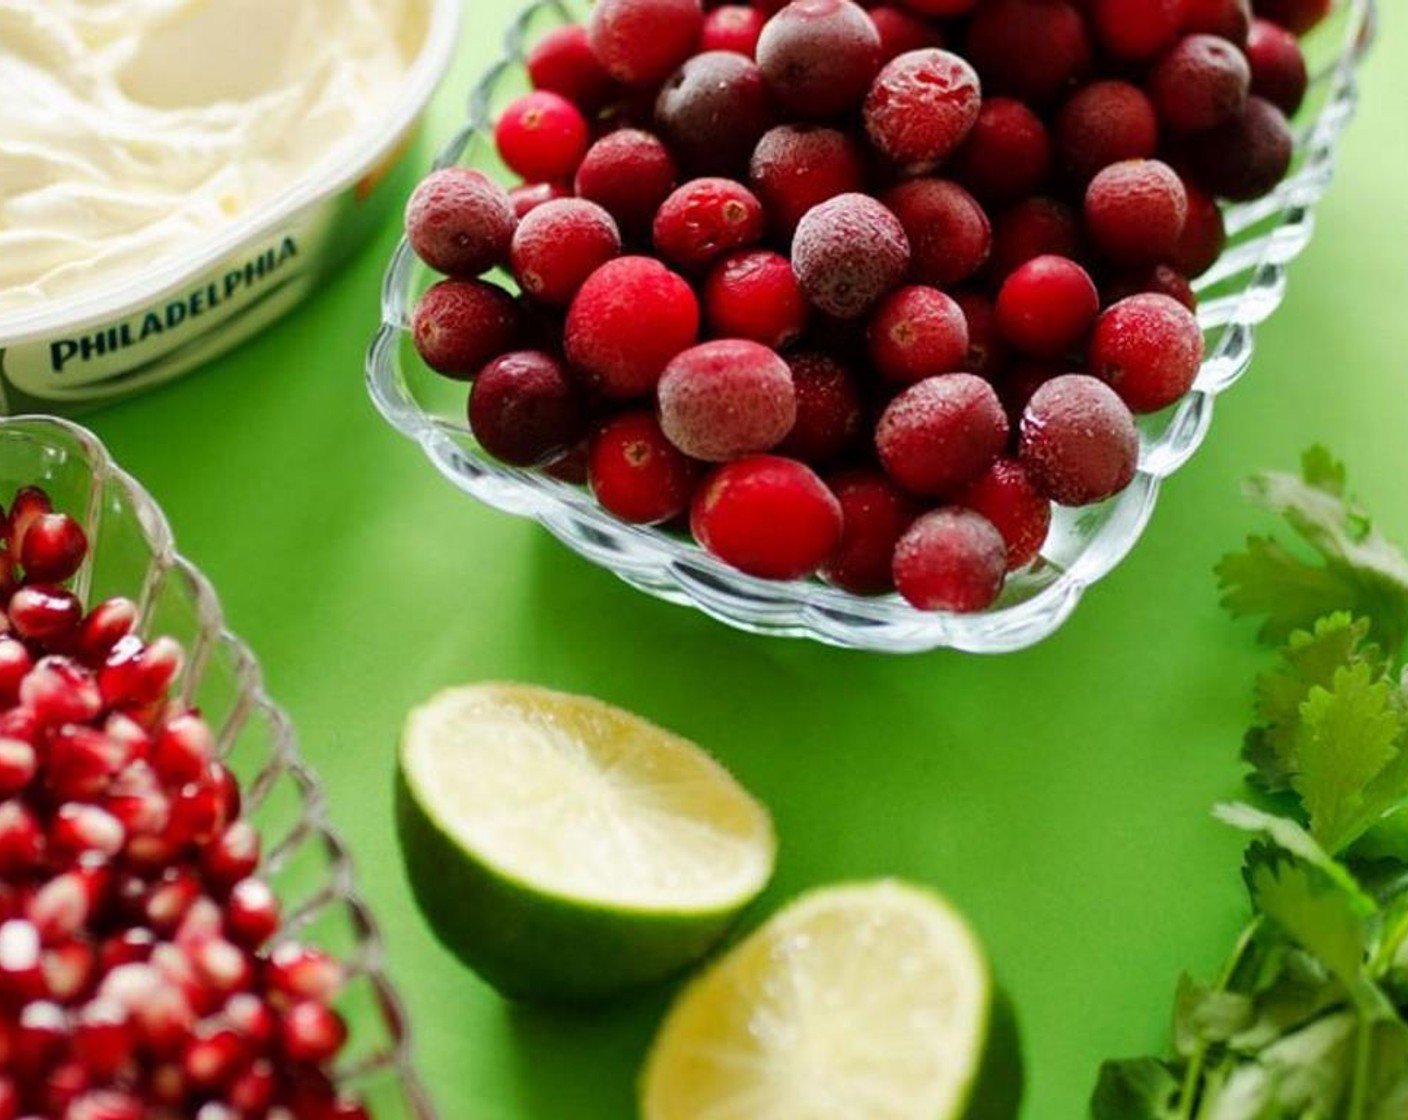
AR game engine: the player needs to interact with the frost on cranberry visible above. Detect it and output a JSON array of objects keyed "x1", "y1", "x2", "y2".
[
  {"x1": 1088, "y1": 294, "x2": 1205, "y2": 414},
  {"x1": 893, "y1": 508, "x2": 1008, "y2": 612},
  {"x1": 575, "y1": 129, "x2": 680, "y2": 237},
  {"x1": 791, "y1": 193, "x2": 910, "y2": 320},
  {"x1": 412, "y1": 279, "x2": 521, "y2": 379},
  {"x1": 655, "y1": 51, "x2": 775, "y2": 176},
  {"x1": 1019, "y1": 374, "x2": 1140, "y2": 506},
  {"x1": 881, "y1": 178, "x2": 991, "y2": 288},
  {"x1": 510, "y1": 198, "x2": 621, "y2": 308},
  {"x1": 756, "y1": 0, "x2": 883, "y2": 119},
  {"x1": 658, "y1": 340, "x2": 797, "y2": 462},
  {"x1": 404, "y1": 167, "x2": 517, "y2": 278},
  {"x1": 863, "y1": 49, "x2": 982, "y2": 173},
  {"x1": 749, "y1": 125, "x2": 867, "y2": 239},
  {"x1": 1084, "y1": 159, "x2": 1189, "y2": 267},
  {"x1": 876, "y1": 374, "x2": 1009, "y2": 497}
]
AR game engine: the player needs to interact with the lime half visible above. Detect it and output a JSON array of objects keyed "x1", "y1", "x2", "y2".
[
  {"x1": 640, "y1": 880, "x2": 1023, "y2": 1120},
  {"x1": 395, "y1": 683, "x2": 776, "y2": 1002}
]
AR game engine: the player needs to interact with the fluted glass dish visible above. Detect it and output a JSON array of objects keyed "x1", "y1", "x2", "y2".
[
  {"x1": 0, "y1": 416, "x2": 435, "y2": 1118},
  {"x1": 368, "y1": 0, "x2": 1376, "y2": 654}
]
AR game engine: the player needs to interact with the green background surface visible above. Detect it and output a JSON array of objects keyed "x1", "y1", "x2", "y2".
[{"x1": 73, "y1": 5, "x2": 1408, "y2": 1117}]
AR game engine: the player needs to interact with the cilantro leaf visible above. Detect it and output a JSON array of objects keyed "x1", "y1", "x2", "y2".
[
  {"x1": 1090, "y1": 1059, "x2": 1180, "y2": 1120},
  {"x1": 1215, "y1": 804, "x2": 1373, "y2": 903},
  {"x1": 1216, "y1": 537, "x2": 1361, "y2": 647},
  {"x1": 1175, "y1": 974, "x2": 1255, "y2": 1058}
]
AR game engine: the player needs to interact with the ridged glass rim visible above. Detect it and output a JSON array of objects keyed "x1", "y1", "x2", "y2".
[{"x1": 367, "y1": 0, "x2": 1378, "y2": 654}]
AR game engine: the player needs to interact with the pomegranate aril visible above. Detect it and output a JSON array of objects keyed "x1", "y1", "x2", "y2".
[
  {"x1": 41, "y1": 1059, "x2": 89, "y2": 1115},
  {"x1": 18, "y1": 513, "x2": 87, "y2": 584},
  {"x1": 183, "y1": 1024, "x2": 248, "y2": 1090},
  {"x1": 173, "y1": 897, "x2": 223, "y2": 951},
  {"x1": 28, "y1": 870, "x2": 99, "y2": 944},
  {"x1": 14, "y1": 999, "x2": 69, "y2": 1076},
  {"x1": 70, "y1": 598, "x2": 138, "y2": 665},
  {"x1": 226, "y1": 879, "x2": 281, "y2": 949},
  {"x1": 265, "y1": 944, "x2": 344, "y2": 1004},
  {"x1": 0, "y1": 1078, "x2": 14, "y2": 1120},
  {"x1": 20, "y1": 656, "x2": 102, "y2": 725},
  {"x1": 73, "y1": 999, "x2": 136, "y2": 1080},
  {"x1": 145, "y1": 870, "x2": 202, "y2": 935},
  {"x1": 97, "y1": 929, "x2": 155, "y2": 972},
  {"x1": 0, "y1": 638, "x2": 33, "y2": 706},
  {"x1": 42, "y1": 940, "x2": 97, "y2": 1002},
  {"x1": 48, "y1": 724, "x2": 135, "y2": 801},
  {"x1": 64, "y1": 1090, "x2": 144, "y2": 1120},
  {"x1": 169, "y1": 777, "x2": 227, "y2": 848},
  {"x1": 0, "y1": 919, "x2": 44, "y2": 1002},
  {"x1": 203, "y1": 820, "x2": 262, "y2": 891},
  {"x1": 224, "y1": 992, "x2": 277, "y2": 1049},
  {"x1": 190, "y1": 937, "x2": 254, "y2": 996},
  {"x1": 0, "y1": 802, "x2": 43, "y2": 877},
  {"x1": 7, "y1": 585, "x2": 82, "y2": 644},
  {"x1": 209, "y1": 761, "x2": 241, "y2": 822},
  {"x1": 99, "y1": 634, "x2": 183, "y2": 708},
  {"x1": 132, "y1": 976, "x2": 196, "y2": 1057},
  {"x1": 148, "y1": 1062, "x2": 187, "y2": 1106},
  {"x1": 103, "y1": 761, "x2": 171, "y2": 838},
  {"x1": 7, "y1": 487, "x2": 53, "y2": 555},
  {"x1": 50, "y1": 803, "x2": 126, "y2": 861},
  {"x1": 0, "y1": 737, "x2": 36, "y2": 796},
  {"x1": 150, "y1": 711, "x2": 214, "y2": 786},
  {"x1": 229, "y1": 1059, "x2": 279, "y2": 1111},
  {"x1": 279, "y1": 1000, "x2": 348, "y2": 1064}
]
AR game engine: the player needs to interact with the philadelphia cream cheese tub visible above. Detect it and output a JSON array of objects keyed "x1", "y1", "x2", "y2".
[{"x1": 0, "y1": 0, "x2": 462, "y2": 414}]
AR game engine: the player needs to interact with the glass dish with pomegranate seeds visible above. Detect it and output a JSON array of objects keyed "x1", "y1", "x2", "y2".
[
  {"x1": 369, "y1": 0, "x2": 1376, "y2": 653},
  {"x1": 0, "y1": 418, "x2": 433, "y2": 1119}
]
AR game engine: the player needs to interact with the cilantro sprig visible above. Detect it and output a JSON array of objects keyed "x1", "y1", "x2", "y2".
[{"x1": 1093, "y1": 451, "x2": 1408, "y2": 1120}]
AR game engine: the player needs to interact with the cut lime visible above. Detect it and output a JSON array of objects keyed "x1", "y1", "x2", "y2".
[
  {"x1": 395, "y1": 683, "x2": 777, "y2": 1003},
  {"x1": 640, "y1": 880, "x2": 1023, "y2": 1120}
]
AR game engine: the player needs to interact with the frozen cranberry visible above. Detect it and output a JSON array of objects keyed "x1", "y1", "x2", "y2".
[
  {"x1": 1085, "y1": 160, "x2": 1188, "y2": 267},
  {"x1": 691, "y1": 456, "x2": 843, "y2": 580},
  {"x1": 820, "y1": 470, "x2": 922, "y2": 594},
  {"x1": 1252, "y1": 0, "x2": 1330, "y2": 35},
  {"x1": 589, "y1": 412, "x2": 700, "y2": 523},
  {"x1": 777, "y1": 353, "x2": 863, "y2": 463},
  {"x1": 949, "y1": 98, "x2": 1052, "y2": 204},
  {"x1": 756, "y1": 0, "x2": 883, "y2": 118},
  {"x1": 987, "y1": 197, "x2": 1081, "y2": 280},
  {"x1": 863, "y1": 49, "x2": 982, "y2": 172},
  {"x1": 881, "y1": 179, "x2": 990, "y2": 288},
  {"x1": 1088, "y1": 293, "x2": 1204, "y2": 414},
  {"x1": 749, "y1": 125, "x2": 867, "y2": 238},
  {"x1": 1149, "y1": 34, "x2": 1252, "y2": 134},
  {"x1": 876, "y1": 374, "x2": 1008, "y2": 497},
  {"x1": 1182, "y1": 0, "x2": 1252, "y2": 44},
  {"x1": 893, "y1": 509, "x2": 1007, "y2": 612},
  {"x1": 955, "y1": 459, "x2": 1051, "y2": 570},
  {"x1": 1090, "y1": 0, "x2": 1182, "y2": 61},
  {"x1": 893, "y1": 0, "x2": 976, "y2": 14},
  {"x1": 1170, "y1": 182, "x2": 1226, "y2": 278},
  {"x1": 411, "y1": 279, "x2": 521, "y2": 379},
  {"x1": 508, "y1": 181, "x2": 572, "y2": 218},
  {"x1": 658, "y1": 341, "x2": 797, "y2": 461},
  {"x1": 1246, "y1": 18, "x2": 1309, "y2": 116},
  {"x1": 868, "y1": 286, "x2": 970, "y2": 385},
  {"x1": 510, "y1": 199, "x2": 620, "y2": 307},
  {"x1": 588, "y1": 0, "x2": 704, "y2": 85},
  {"x1": 1019, "y1": 374, "x2": 1140, "y2": 506},
  {"x1": 1182, "y1": 96, "x2": 1293, "y2": 200},
  {"x1": 953, "y1": 292, "x2": 1007, "y2": 379},
  {"x1": 702, "y1": 250, "x2": 808, "y2": 348},
  {"x1": 995, "y1": 256, "x2": 1098, "y2": 358},
  {"x1": 653, "y1": 179, "x2": 766, "y2": 271},
  {"x1": 701, "y1": 5, "x2": 766, "y2": 55},
  {"x1": 404, "y1": 168, "x2": 517, "y2": 277},
  {"x1": 791, "y1": 193, "x2": 909, "y2": 319},
  {"x1": 574, "y1": 129, "x2": 679, "y2": 237},
  {"x1": 565, "y1": 257, "x2": 699, "y2": 398},
  {"x1": 468, "y1": 352, "x2": 586, "y2": 466},
  {"x1": 655, "y1": 52, "x2": 775, "y2": 175},
  {"x1": 965, "y1": 0, "x2": 1092, "y2": 103},
  {"x1": 1105, "y1": 264, "x2": 1198, "y2": 312},
  {"x1": 495, "y1": 93, "x2": 590, "y2": 184},
  {"x1": 1055, "y1": 81, "x2": 1159, "y2": 184},
  {"x1": 869, "y1": 6, "x2": 944, "y2": 60},
  {"x1": 528, "y1": 25, "x2": 618, "y2": 112}
]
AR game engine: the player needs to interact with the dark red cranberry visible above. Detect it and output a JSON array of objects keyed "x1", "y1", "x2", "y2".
[
  {"x1": 867, "y1": 286, "x2": 970, "y2": 385},
  {"x1": 777, "y1": 353, "x2": 864, "y2": 464},
  {"x1": 655, "y1": 52, "x2": 775, "y2": 175},
  {"x1": 1088, "y1": 293, "x2": 1205, "y2": 413},
  {"x1": 869, "y1": 6, "x2": 945, "y2": 60},
  {"x1": 949, "y1": 98, "x2": 1052, "y2": 204},
  {"x1": 1182, "y1": 0, "x2": 1252, "y2": 45},
  {"x1": 508, "y1": 181, "x2": 572, "y2": 218},
  {"x1": 876, "y1": 374, "x2": 1009, "y2": 497},
  {"x1": 1149, "y1": 34, "x2": 1252, "y2": 134},
  {"x1": 468, "y1": 351, "x2": 586, "y2": 466},
  {"x1": 574, "y1": 129, "x2": 679, "y2": 237},
  {"x1": 1170, "y1": 182, "x2": 1226, "y2": 278},
  {"x1": 411, "y1": 279, "x2": 521, "y2": 379},
  {"x1": 1055, "y1": 81, "x2": 1158, "y2": 184},
  {"x1": 1090, "y1": 0, "x2": 1181, "y2": 61},
  {"x1": 893, "y1": 509, "x2": 1008, "y2": 612},
  {"x1": 1181, "y1": 96, "x2": 1293, "y2": 200},
  {"x1": 404, "y1": 168, "x2": 517, "y2": 278},
  {"x1": 1084, "y1": 160, "x2": 1189, "y2": 267},
  {"x1": 1245, "y1": 17, "x2": 1309, "y2": 116},
  {"x1": 882, "y1": 178, "x2": 991, "y2": 288},
  {"x1": 820, "y1": 469, "x2": 923, "y2": 595},
  {"x1": 965, "y1": 0, "x2": 1093, "y2": 103},
  {"x1": 1252, "y1": 0, "x2": 1330, "y2": 36},
  {"x1": 1018, "y1": 374, "x2": 1140, "y2": 506},
  {"x1": 987, "y1": 197, "x2": 1082, "y2": 280},
  {"x1": 756, "y1": 0, "x2": 883, "y2": 118}
]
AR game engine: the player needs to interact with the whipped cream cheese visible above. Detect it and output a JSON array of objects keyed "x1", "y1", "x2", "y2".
[{"x1": 0, "y1": 0, "x2": 427, "y2": 320}]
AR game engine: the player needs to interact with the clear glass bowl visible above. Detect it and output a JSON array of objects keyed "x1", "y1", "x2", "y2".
[
  {"x1": 367, "y1": 0, "x2": 1377, "y2": 654},
  {"x1": 0, "y1": 416, "x2": 435, "y2": 1119}
]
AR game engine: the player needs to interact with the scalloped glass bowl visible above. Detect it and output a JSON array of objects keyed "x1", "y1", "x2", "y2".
[
  {"x1": 0, "y1": 416, "x2": 435, "y2": 1118},
  {"x1": 368, "y1": 0, "x2": 1376, "y2": 654}
]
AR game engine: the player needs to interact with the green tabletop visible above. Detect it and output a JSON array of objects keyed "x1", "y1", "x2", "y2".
[{"x1": 76, "y1": 6, "x2": 1408, "y2": 1117}]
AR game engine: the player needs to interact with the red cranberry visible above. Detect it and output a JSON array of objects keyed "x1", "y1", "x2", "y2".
[
  {"x1": 508, "y1": 182, "x2": 572, "y2": 219},
  {"x1": 749, "y1": 125, "x2": 867, "y2": 238},
  {"x1": 893, "y1": 509, "x2": 1008, "y2": 612},
  {"x1": 19, "y1": 513, "x2": 87, "y2": 583},
  {"x1": 1105, "y1": 264, "x2": 1198, "y2": 312},
  {"x1": 574, "y1": 130, "x2": 679, "y2": 237},
  {"x1": 1018, "y1": 374, "x2": 1140, "y2": 506},
  {"x1": 1182, "y1": 0, "x2": 1252, "y2": 44},
  {"x1": 564, "y1": 257, "x2": 699, "y2": 398},
  {"x1": 1149, "y1": 34, "x2": 1252, "y2": 134},
  {"x1": 953, "y1": 292, "x2": 1007, "y2": 379},
  {"x1": 495, "y1": 92, "x2": 590, "y2": 183},
  {"x1": 701, "y1": 5, "x2": 766, "y2": 55},
  {"x1": 1182, "y1": 96, "x2": 1293, "y2": 200},
  {"x1": 702, "y1": 250, "x2": 808, "y2": 348},
  {"x1": 411, "y1": 279, "x2": 521, "y2": 379},
  {"x1": 877, "y1": 374, "x2": 1009, "y2": 498},
  {"x1": 655, "y1": 52, "x2": 775, "y2": 175},
  {"x1": 791, "y1": 193, "x2": 909, "y2": 320},
  {"x1": 863, "y1": 49, "x2": 982, "y2": 173},
  {"x1": 954, "y1": 459, "x2": 1052, "y2": 570},
  {"x1": 1171, "y1": 182, "x2": 1226, "y2": 278},
  {"x1": 510, "y1": 198, "x2": 621, "y2": 307},
  {"x1": 1252, "y1": 0, "x2": 1330, "y2": 35},
  {"x1": 468, "y1": 351, "x2": 586, "y2": 466},
  {"x1": 756, "y1": 0, "x2": 883, "y2": 118},
  {"x1": 404, "y1": 168, "x2": 517, "y2": 278},
  {"x1": 589, "y1": 412, "x2": 700, "y2": 523},
  {"x1": 995, "y1": 255, "x2": 1099, "y2": 358},
  {"x1": 881, "y1": 178, "x2": 991, "y2": 288},
  {"x1": 1055, "y1": 81, "x2": 1159, "y2": 184},
  {"x1": 1088, "y1": 293, "x2": 1205, "y2": 414},
  {"x1": 869, "y1": 6, "x2": 944, "y2": 60},
  {"x1": 949, "y1": 98, "x2": 1052, "y2": 204},
  {"x1": 987, "y1": 196, "x2": 1081, "y2": 280},
  {"x1": 1245, "y1": 18, "x2": 1309, "y2": 116},
  {"x1": 527, "y1": 25, "x2": 618, "y2": 112},
  {"x1": 1084, "y1": 160, "x2": 1189, "y2": 267},
  {"x1": 777, "y1": 353, "x2": 864, "y2": 463},
  {"x1": 820, "y1": 469, "x2": 922, "y2": 594},
  {"x1": 690, "y1": 456, "x2": 843, "y2": 580},
  {"x1": 964, "y1": 0, "x2": 1093, "y2": 103},
  {"x1": 1090, "y1": 0, "x2": 1182, "y2": 61},
  {"x1": 588, "y1": 0, "x2": 704, "y2": 86},
  {"x1": 868, "y1": 286, "x2": 969, "y2": 385},
  {"x1": 653, "y1": 179, "x2": 766, "y2": 272},
  {"x1": 1002, "y1": 358, "x2": 1064, "y2": 427},
  {"x1": 658, "y1": 341, "x2": 797, "y2": 462}
]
